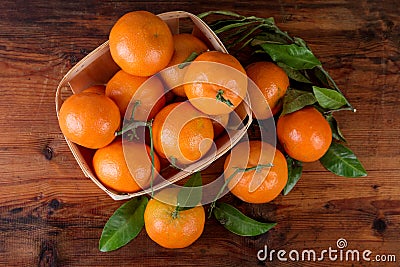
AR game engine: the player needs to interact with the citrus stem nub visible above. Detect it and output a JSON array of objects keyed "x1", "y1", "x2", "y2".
[
  {"x1": 172, "y1": 207, "x2": 179, "y2": 219},
  {"x1": 114, "y1": 121, "x2": 149, "y2": 136},
  {"x1": 178, "y1": 51, "x2": 199, "y2": 69},
  {"x1": 216, "y1": 90, "x2": 234, "y2": 107},
  {"x1": 114, "y1": 100, "x2": 147, "y2": 137}
]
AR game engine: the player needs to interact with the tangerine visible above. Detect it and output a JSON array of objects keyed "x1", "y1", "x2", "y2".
[
  {"x1": 246, "y1": 61, "x2": 289, "y2": 119},
  {"x1": 223, "y1": 141, "x2": 288, "y2": 204},
  {"x1": 92, "y1": 139, "x2": 160, "y2": 193},
  {"x1": 152, "y1": 102, "x2": 214, "y2": 165},
  {"x1": 105, "y1": 70, "x2": 165, "y2": 120},
  {"x1": 184, "y1": 51, "x2": 247, "y2": 115},
  {"x1": 109, "y1": 11, "x2": 174, "y2": 77},
  {"x1": 209, "y1": 113, "x2": 229, "y2": 138},
  {"x1": 160, "y1": 33, "x2": 208, "y2": 97},
  {"x1": 81, "y1": 85, "x2": 105, "y2": 94},
  {"x1": 58, "y1": 92, "x2": 120, "y2": 149},
  {"x1": 277, "y1": 106, "x2": 332, "y2": 162},
  {"x1": 144, "y1": 188, "x2": 205, "y2": 249}
]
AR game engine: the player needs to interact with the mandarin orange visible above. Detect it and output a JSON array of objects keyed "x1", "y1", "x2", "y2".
[
  {"x1": 93, "y1": 139, "x2": 160, "y2": 193},
  {"x1": 160, "y1": 34, "x2": 208, "y2": 97},
  {"x1": 144, "y1": 188, "x2": 205, "y2": 249},
  {"x1": 152, "y1": 102, "x2": 214, "y2": 165},
  {"x1": 106, "y1": 70, "x2": 165, "y2": 120},
  {"x1": 58, "y1": 92, "x2": 120, "y2": 149},
  {"x1": 81, "y1": 85, "x2": 106, "y2": 94},
  {"x1": 184, "y1": 51, "x2": 247, "y2": 115},
  {"x1": 277, "y1": 106, "x2": 332, "y2": 162},
  {"x1": 109, "y1": 11, "x2": 174, "y2": 77},
  {"x1": 246, "y1": 61, "x2": 289, "y2": 119},
  {"x1": 224, "y1": 141, "x2": 288, "y2": 204}
]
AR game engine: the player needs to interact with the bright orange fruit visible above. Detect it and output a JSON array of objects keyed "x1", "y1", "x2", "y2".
[
  {"x1": 224, "y1": 141, "x2": 288, "y2": 204},
  {"x1": 246, "y1": 61, "x2": 289, "y2": 119},
  {"x1": 184, "y1": 51, "x2": 247, "y2": 115},
  {"x1": 105, "y1": 70, "x2": 165, "y2": 120},
  {"x1": 81, "y1": 85, "x2": 106, "y2": 94},
  {"x1": 160, "y1": 33, "x2": 208, "y2": 97},
  {"x1": 58, "y1": 92, "x2": 120, "y2": 149},
  {"x1": 152, "y1": 102, "x2": 214, "y2": 165},
  {"x1": 277, "y1": 106, "x2": 332, "y2": 162},
  {"x1": 109, "y1": 11, "x2": 174, "y2": 77},
  {"x1": 93, "y1": 139, "x2": 160, "y2": 193},
  {"x1": 144, "y1": 188, "x2": 205, "y2": 249}
]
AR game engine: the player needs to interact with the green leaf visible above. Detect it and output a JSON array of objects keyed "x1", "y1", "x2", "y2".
[
  {"x1": 281, "y1": 89, "x2": 317, "y2": 115},
  {"x1": 226, "y1": 24, "x2": 264, "y2": 49},
  {"x1": 213, "y1": 202, "x2": 276, "y2": 236},
  {"x1": 311, "y1": 66, "x2": 330, "y2": 88},
  {"x1": 282, "y1": 156, "x2": 303, "y2": 195},
  {"x1": 325, "y1": 114, "x2": 347, "y2": 142},
  {"x1": 207, "y1": 19, "x2": 242, "y2": 32},
  {"x1": 293, "y1": 37, "x2": 308, "y2": 48},
  {"x1": 313, "y1": 86, "x2": 347, "y2": 109},
  {"x1": 177, "y1": 172, "x2": 203, "y2": 211},
  {"x1": 224, "y1": 24, "x2": 252, "y2": 41},
  {"x1": 99, "y1": 196, "x2": 148, "y2": 252},
  {"x1": 277, "y1": 62, "x2": 312, "y2": 84},
  {"x1": 197, "y1": 10, "x2": 244, "y2": 19},
  {"x1": 251, "y1": 33, "x2": 289, "y2": 46},
  {"x1": 259, "y1": 43, "x2": 321, "y2": 70},
  {"x1": 320, "y1": 142, "x2": 367, "y2": 177},
  {"x1": 214, "y1": 21, "x2": 254, "y2": 34}
]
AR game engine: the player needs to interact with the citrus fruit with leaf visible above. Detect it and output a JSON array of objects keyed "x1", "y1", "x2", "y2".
[
  {"x1": 58, "y1": 91, "x2": 120, "y2": 149},
  {"x1": 93, "y1": 139, "x2": 160, "y2": 193},
  {"x1": 152, "y1": 102, "x2": 214, "y2": 165},
  {"x1": 109, "y1": 11, "x2": 174, "y2": 77},
  {"x1": 184, "y1": 51, "x2": 247, "y2": 115},
  {"x1": 106, "y1": 70, "x2": 166, "y2": 120},
  {"x1": 144, "y1": 188, "x2": 205, "y2": 249},
  {"x1": 160, "y1": 33, "x2": 208, "y2": 97},
  {"x1": 246, "y1": 61, "x2": 289, "y2": 119},
  {"x1": 277, "y1": 106, "x2": 332, "y2": 162},
  {"x1": 223, "y1": 141, "x2": 288, "y2": 204}
]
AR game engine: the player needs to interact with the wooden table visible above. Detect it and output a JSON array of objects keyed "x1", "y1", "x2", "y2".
[{"x1": 1, "y1": 1, "x2": 399, "y2": 266}]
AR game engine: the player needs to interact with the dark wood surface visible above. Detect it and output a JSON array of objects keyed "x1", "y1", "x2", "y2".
[{"x1": 1, "y1": 1, "x2": 399, "y2": 266}]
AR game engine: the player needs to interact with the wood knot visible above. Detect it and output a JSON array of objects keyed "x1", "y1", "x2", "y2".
[
  {"x1": 38, "y1": 241, "x2": 58, "y2": 267},
  {"x1": 371, "y1": 184, "x2": 380, "y2": 190},
  {"x1": 372, "y1": 217, "x2": 387, "y2": 234},
  {"x1": 80, "y1": 48, "x2": 89, "y2": 55},
  {"x1": 9, "y1": 207, "x2": 23, "y2": 214},
  {"x1": 48, "y1": 199, "x2": 61, "y2": 210},
  {"x1": 42, "y1": 145, "x2": 53, "y2": 160},
  {"x1": 324, "y1": 201, "x2": 335, "y2": 210},
  {"x1": 69, "y1": 54, "x2": 78, "y2": 65}
]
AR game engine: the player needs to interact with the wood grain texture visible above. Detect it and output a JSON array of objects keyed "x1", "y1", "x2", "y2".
[{"x1": 0, "y1": 0, "x2": 399, "y2": 266}]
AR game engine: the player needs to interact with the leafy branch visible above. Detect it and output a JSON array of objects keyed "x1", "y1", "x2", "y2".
[
  {"x1": 199, "y1": 11, "x2": 366, "y2": 179},
  {"x1": 198, "y1": 10, "x2": 355, "y2": 112}
]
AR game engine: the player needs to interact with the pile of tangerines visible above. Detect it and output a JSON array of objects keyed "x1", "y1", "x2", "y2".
[{"x1": 58, "y1": 11, "x2": 332, "y2": 249}]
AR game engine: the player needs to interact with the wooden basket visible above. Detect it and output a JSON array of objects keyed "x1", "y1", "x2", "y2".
[{"x1": 55, "y1": 11, "x2": 253, "y2": 200}]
